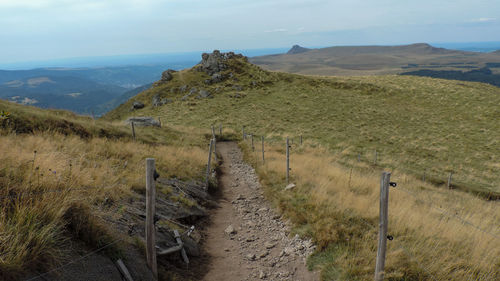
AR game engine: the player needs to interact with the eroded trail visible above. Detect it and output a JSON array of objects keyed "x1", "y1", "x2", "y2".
[{"x1": 203, "y1": 142, "x2": 318, "y2": 281}]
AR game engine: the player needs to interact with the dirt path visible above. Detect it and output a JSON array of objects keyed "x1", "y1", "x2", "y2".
[{"x1": 203, "y1": 142, "x2": 318, "y2": 281}]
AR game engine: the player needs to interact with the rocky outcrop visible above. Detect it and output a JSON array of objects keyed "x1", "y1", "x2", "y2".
[
  {"x1": 198, "y1": 50, "x2": 246, "y2": 75},
  {"x1": 161, "y1": 69, "x2": 176, "y2": 82},
  {"x1": 131, "y1": 101, "x2": 144, "y2": 110},
  {"x1": 125, "y1": 117, "x2": 160, "y2": 127},
  {"x1": 197, "y1": 89, "x2": 212, "y2": 99},
  {"x1": 152, "y1": 94, "x2": 172, "y2": 107}
]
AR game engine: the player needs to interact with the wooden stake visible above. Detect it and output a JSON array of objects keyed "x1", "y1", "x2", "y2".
[
  {"x1": 251, "y1": 134, "x2": 254, "y2": 151},
  {"x1": 205, "y1": 139, "x2": 214, "y2": 190},
  {"x1": 131, "y1": 122, "x2": 136, "y2": 141},
  {"x1": 348, "y1": 167, "x2": 353, "y2": 188},
  {"x1": 357, "y1": 154, "x2": 361, "y2": 162},
  {"x1": 145, "y1": 158, "x2": 157, "y2": 279},
  {"x1": 219, "y1": 124, "x2": 222, "y2": 137},
  {"x1": 211, "y1": 126, "x2": 216, "y2": 140},
  {"x1": 375, "y1": 172, "x2": 391, "y2": 281},
  {"x1": 261, "y1": 136, "x2": 265, "y2": 164},
  {"x1": 213, "y1": 138, "x2": 217, "y2": 163},
  {"x1": 300, "y1": 135, "x2": 303, "y2": 145},
  {"x1": 447, "y1": 171, "x2": 453, "y2": 189},
  {"x1": 422, "y1": 171, "x2": 426, "y2": 183},
  {"x1": 286, "y1": 137, "x2": 290, "y2": 184}
]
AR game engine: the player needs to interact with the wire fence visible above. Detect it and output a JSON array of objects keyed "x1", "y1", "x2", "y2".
[{"x1": 25, "y1": 238, "x2": 123, "y2": 281}]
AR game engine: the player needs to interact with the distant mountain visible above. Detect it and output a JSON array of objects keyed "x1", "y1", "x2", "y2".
[
  {"x1": 287, "y1": 45, "x2": 311, "y2": 54},
  {"x1": 250, "y1": 43, "x2": 500, "y2": 76},
  {"x1": 0, "y1": 65, "x2": 181, "y2": 114},
  {"x1": 0, "y1": 75, "x2": 126, "y2": 114},
  {"x1": 96, "y1": 83, "x2": 153, "y2": 115}
]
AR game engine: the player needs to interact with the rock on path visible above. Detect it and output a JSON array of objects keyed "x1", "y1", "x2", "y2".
[{"x1": 203, "y1": 142, "x2": 318, "y2": 281}]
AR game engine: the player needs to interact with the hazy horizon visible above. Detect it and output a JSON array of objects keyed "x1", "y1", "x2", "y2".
[{"x1": 1, "y1": 0, "x2": 500, "y2": 66}]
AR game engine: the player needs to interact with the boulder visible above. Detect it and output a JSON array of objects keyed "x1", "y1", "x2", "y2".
[
  {"x1": 197, "y1": 89, "x2": 211, "y2": 98},
  {"x1": 125, "y1": 117, "x2": 160, "y2": 127},
  {"x1": 152, "y1": 94, "x2": 172, "y2": 106},
  {"x1": 160, "y1": 69, "x2": 176, "y2": 82},
  {"x1": 131, "y1": 101, "x2": 145, "y2": 110},
  {"x1": 179, "y1": 85, "x2": 188, "y2": 92}
]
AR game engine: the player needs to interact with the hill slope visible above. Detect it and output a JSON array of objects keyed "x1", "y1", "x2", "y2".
[
  {"x1": 105, "y1": 51, "x2": 500, "y2": 280},
  {"x1": 250, "y1": 43, "x2": 500, "y2": 76},
  {"x1": 0, "y1": 99, "x2": 216, "y2": 280},
  {"x1": 107, "y1": 51, "x2": 500, "y2": 197}
]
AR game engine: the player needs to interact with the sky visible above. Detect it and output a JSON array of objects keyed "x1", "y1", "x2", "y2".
[{"x1": 1, "y1": 0, "x2": 500, "y2": 63}]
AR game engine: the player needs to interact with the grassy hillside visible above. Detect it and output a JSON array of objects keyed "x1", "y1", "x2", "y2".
[
  {"x1": 104, "y1": 53, "x2": 500, "y2": 279},
  {"x1": 0, "y1": 99, "x2": 214, "y2": 280},
  {"x1": 106, "y1": 55, "x2": 500, "y2": 198},
  {"x1": 250, "y1": 43, "x2": 500, "y2": 76}
]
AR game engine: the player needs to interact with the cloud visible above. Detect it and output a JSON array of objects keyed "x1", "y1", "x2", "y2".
[
  {"x1": 471, "y1": 17, "x2": 497, "y2": 22},
  {"x1": 264, "y1": 28, "x2": 288, "y2": 33}
]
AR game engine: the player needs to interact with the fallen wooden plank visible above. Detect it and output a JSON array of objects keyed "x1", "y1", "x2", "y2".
[{"x1": 115, "y1": 259, "x2": 134, "y2": 281}]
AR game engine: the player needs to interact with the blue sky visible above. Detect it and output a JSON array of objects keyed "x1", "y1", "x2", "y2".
[{"x1": 1, "y1": 0, "x2": 499, "y2": 63}]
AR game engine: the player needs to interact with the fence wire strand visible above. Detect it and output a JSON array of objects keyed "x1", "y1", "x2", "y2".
[
  {"x1": 394, "y1": 186, "x2": 500, "y2": 241},
  {"x1": 24, "y1": 238, "x2": 123, "y2": 281}
]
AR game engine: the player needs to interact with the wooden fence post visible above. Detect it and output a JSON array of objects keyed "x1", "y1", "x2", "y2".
[
  {"x1": 205, "y1": 139, "x2": 214, "y2": 190},
  {"x1": 213, "y1": 138, "x2": 217, "y2": 163},
  {"x1": 219, "y1": 124, "x2": 222, "y2": 137},
  {"x1": 300, "y1": 135, "x2": 303, "y2": 145},
  {"x1": 146, "y1": 158, "x2": 158, "y2": 279},
  {"x1": 375, "y1": 172, "x2": 391, "y2": 281},
  {"x1": 286, "y1": 137, "x2": 290, "y2": 184},
  {"x1": 447, "y1": 171, "x2": 453, "y2": 189},
  {"x1": 211, "y1": 126, "x2": 216, "y2": 140},
  {"x1": 131, "y1": 122, "x2": 136, "y2": 141},
  {"x1": 251, "y1": 134, "x2": 254, "y2": 151},
  {"x1": 262, "y1": 136, "x2": 265, "y2": 164},
  {"x1": 357, "y1": 154, "x2": 361, "y2": 162},
  {"x1": 422, "y1": 171, "x2": 426, "y2": 183}
]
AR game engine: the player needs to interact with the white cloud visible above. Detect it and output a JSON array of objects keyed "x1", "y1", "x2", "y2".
[
  {"x1": 264, "y1": 28, "x2": 288, "y2": 33},
  {"x1": 471, "y1": 17, "x2": 497, "y2": 22}
]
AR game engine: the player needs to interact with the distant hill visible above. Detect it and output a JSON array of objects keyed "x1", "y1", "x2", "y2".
[
  {"x1": 250, "y1": 43, "x2": 500, "y2": 76},
  {"x1": 0, "y1": 75, "x2": 126, "y2": 114},
  {"x1": 287, "y1": 45, "x2": 310, "y2": 54}
]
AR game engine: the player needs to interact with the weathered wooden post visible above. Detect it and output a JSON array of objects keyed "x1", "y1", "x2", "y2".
[
  {"x1": 146, "y1": 158, "x2": 158, "y2": 279},
  {"x1": 422, "y1": 171, "x2": 426, "y2": 183},
  {"x1": 357, "y1": 154, "x2": 361, "y2": 162},
  {"x1": 131, "y1": 122, "x2": 136, "y2": 141},
  {"x1": 213, "y1": 138, "x2": 217, "y2": 163},
  {"x1": 286, "y1": 137, "x2": 290, "y2": 184},
  {"x1": 348, "y1": 167, "x2": 353, "y2": 188},
  {"x1": 251, "y1": 134, "x2": 255, "y2": 151},
  {"x1": 211, "y1": 125, "x2": 216, "y2": 140},
  {"x1": 205, "y1": 139, "x2": 214, "y2": 190},
  {"x1": 219, "y1": 124, "x2": 222, "y2": 137},
  {"x1": 300, "y1": 135, "x2": 303, "y2": 145},
  {"x1": 375, "y1": 172, "x2": 391, "y2": 281},
  {"x1": 447, "y1": 171, "x2": 453, "y2": 189},
  {"x1": 261, "y1": 136, "x2": 265, "y2": 164}
]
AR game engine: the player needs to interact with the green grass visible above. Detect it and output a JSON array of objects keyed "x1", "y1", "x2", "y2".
[{"x1": 106, "y1": 57, "x2": 500, "y2": 198}]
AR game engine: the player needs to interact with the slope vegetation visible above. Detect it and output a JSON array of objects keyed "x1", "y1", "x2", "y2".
[
  {"x1": 106, "y1": 51, "x2": 500, "y2": 280},
  {"x1": 0, "y1": 99, "x2": 215, "y2": 280}
]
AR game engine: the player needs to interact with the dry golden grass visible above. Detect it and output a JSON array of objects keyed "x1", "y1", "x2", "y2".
[
  {"x1": 242, "y1": 139, "x2": 500, "y2": 280},
  {"x1": 0, "y1": 127, "x2": 208, "y2": 278}
]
